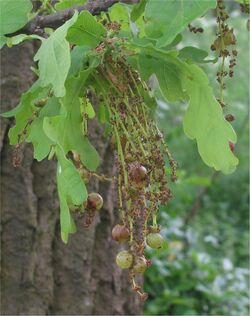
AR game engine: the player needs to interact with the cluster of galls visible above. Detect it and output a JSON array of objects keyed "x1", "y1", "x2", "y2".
[
  {"x1": 97, "y1": 56, "x2": 177, "y2": 300},
  {"x1": 112, "y1": 222, "x2": 164, "y2": 301}
]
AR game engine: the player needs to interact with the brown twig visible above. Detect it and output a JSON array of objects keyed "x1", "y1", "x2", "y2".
[{"x1": 6, "y1": 0, "x2": 139, "y2": 37}]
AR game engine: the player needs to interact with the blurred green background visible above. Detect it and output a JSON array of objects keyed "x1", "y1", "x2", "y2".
[{"x1": 144, "y1": 5, "x2": 249, "y2": 316}]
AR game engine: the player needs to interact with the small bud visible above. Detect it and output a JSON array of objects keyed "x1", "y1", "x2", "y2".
[{"x1": 225, "y1": 114, "x2": 235, "y2": 122}]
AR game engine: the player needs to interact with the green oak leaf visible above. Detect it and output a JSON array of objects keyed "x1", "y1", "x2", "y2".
[
  {"x1": 127, "y1": 43, "x2": 238, "y2": 173},
  {"x1": 68, "y1": 45, "x2": 102, "y2": 77},
  {"x1": 55, "y1": 0, "x2": 87, "y2": 11},
  {"x1": 182, "y1": 63, "x2": 239, "y2": 174},
  {"x1": 144, "y1": 0, "x2": 216, "y2": 47},
  {"x1": 67, "y1": 11, "x2": 106, "y2": 47},
  {"x1": 128, "y1": 42, "x2": 186, "y2": 102},
  {"x1": 68, "y1": 45, "x2": 92, "y2": 76},
  {"x1": 26, "y1": 97, "x2": 61, "y2": 161},
  {"x1": 6, "y1": 34, "x2": 42, "y2": 47},
  {"x1": 43, "y1": 69, "x2": 100, "y2": 171},
  {"x1": 56, "y1": 146, "x2": 87, "y2": 243},
  {"x1": 137, "y1": 54, "x2": 186, "y2": 103},
  {"x1": 1, "y1": 81, "x2": 48, "y2": 144},
  {"x1": 179, "y1": 46, "x2": 217, "y2": 64},
  {"x1": 108, "y1": 3, "x2": 144, "y2": 37},
  {"x1": 0, "y1": 0, "x2": 32, "y2": 36},
  {"x1": 109, "y1": 3, "x2": 130, "y2": 32},
  {"x1": 34, "y1": 12, "x2": 78, "y2": 97},
  {"x1": 164, "y1": 34, "x2": 182, "y2": 50},
  {"x1": 131, "y1": 0, "x2": 147, "y2": 22}
]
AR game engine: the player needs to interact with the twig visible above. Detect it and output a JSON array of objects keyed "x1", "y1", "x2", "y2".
[{"x1": 6, "y1": 0, "x2": 139, "y2": 36}]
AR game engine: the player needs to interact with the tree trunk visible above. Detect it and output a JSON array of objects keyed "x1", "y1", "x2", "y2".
[{"x1": 0, "y1": 43, "x2": 142, "y2": 315}]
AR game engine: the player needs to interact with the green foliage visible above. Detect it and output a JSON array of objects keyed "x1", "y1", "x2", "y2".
[
  {"x1": 2, "y1": 81, "x2": 47, "y2": 144},
  {"x1": 145, "y1": 218, "x2": 249, "y2": 315},
  {"x1": 5, "y1": 34, "x2": 42, "y2": 47},
  {"x1": 144, "y1": 156, "x2": 249, "y2": 315},
  {"x1": 108, "y1": 3, "x2": 130, "y2": 33},
  {"x1": 67, "y1": 11, "x2": 106, "y2": 46},
  {"x1": 0, "y1": 0, "x2": 32, "y2": 35},
  {"x1": 34, "y1": 12, "x2": 78, "y2": 97},
  {"x1": 130, "y1": 44, "x2": 238, "y2": 173},
  {"x1": 182, "y1": 63, "x2": 238, "y2": 174},
  {"x1": 55, "y1": 0, "x2": 87, "y2": 11},
  {"x1": 44, "y1": 69, "x2": 100, "y2": 171},
  {"x1": 56, "y1": 147, "x2": 87, "y2": 243},
  {"x1": 130, "y1": 0, "x2": 147, "y2": 22},
  {"x1": 178, "y1": 46, "x2": 217, "y2": 64},
  {"x1": 136, "y1": 53, "x2": 185, "y2": 103},
  {"x1": 144, "y1": 0, "x2": 216, "y2": 47},
  {"x1": 27, "y1": 97, "x2": 61, "y2": 161}
]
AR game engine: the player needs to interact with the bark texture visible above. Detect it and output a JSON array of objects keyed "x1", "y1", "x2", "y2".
[{"x1": 0, "y1": 44, "x2": 142, "y2": 315}]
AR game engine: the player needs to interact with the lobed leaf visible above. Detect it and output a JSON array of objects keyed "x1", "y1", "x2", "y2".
[
  {"x1": 67, "y1": 11, "x2": 106, "y2": 47},
  {"x1": 182, "y1": 63, "x2": 239, "y2": 174},
  {"x1": 130, "y1": 0, "x2": 147, "y2": 22},
  {"x1": 68, "y1": 45, "x2": 92, "y2": 76},
  {"x1": 144, "y1": 0, "x2": 216, "y2": 48},
  {"x1": 27, "y1": 97, "x2": 61, "y2": 161},
  {"x1": 108, "y1": 3, "x2": 130, "y2": 31},
  {"x1": 0, "y1": 0, "x2": 32, "y2": 36},
  {"x1": 56, "y1": 147, "x2": 87, "y2": 243},
  {"x1": 1, "y1": 81, "x2": 48, "y2": 144},
  {"x1": 43, "y1": 69, "x2": 100, "y2": 171},
  {"x1": 128, "y1": 43, "x2": 238, "y2": 174},
  {"x1": 34, "y1": 12, "x2": 78, "y2": 97},
  {"x1": 179, "y1": 46, "x2": 217, "y2": 64},
  {"x1": 137, "y1": 54, "x2": 186, "y2": 103},
  {"x1": 5, "y1": 34, "x2": 42, "y2": 47},
  {"x1": 128, "y1": 42, "x2": 186, "y2": 102}
]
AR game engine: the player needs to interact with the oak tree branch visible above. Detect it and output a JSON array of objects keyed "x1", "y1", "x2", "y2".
[{"x1": 7, "y1": 0, "x2": 139, "y2": 36}]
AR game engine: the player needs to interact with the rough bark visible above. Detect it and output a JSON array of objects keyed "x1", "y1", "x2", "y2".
[{"x1": 0, "y1": 44, "x2": 142, "y2": 315}]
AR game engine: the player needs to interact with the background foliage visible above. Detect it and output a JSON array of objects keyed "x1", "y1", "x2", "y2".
[{"x1": 144, "y1": 7, "x2": 249, "y2": 316}]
